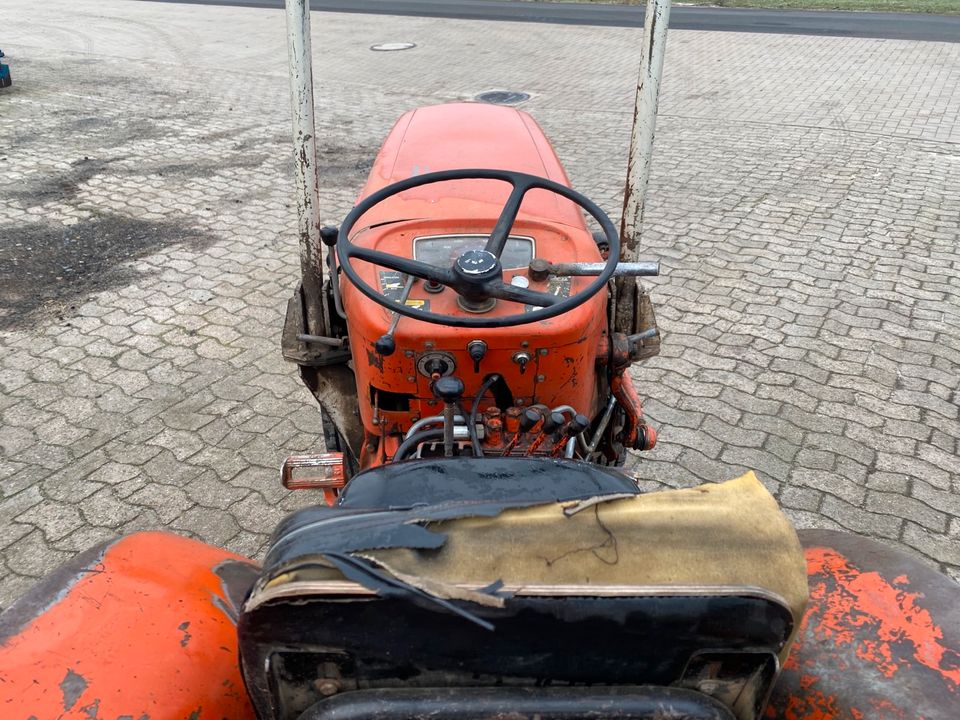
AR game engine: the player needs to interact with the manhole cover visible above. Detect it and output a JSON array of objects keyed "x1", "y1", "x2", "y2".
[
  {"x1": 475, "y1": 91, "x2": 531, "y2": 106},
  {"x1": 370, "y1": 42, "x2": 417, "y2": 52}
]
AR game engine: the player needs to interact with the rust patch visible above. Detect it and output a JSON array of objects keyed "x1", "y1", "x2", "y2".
[
  {"x1": 80, "y1": 697, "x2": 101, "y2": 719},
  {"x1": 768, "y1": 540, "x2": 959, "y2": 720},
  {"x1": 805, "y1": 548, "x2": 959, "y2": 687},
  {"x1": 367, "y1": 347, "x2": 385, "y2": 371},
  {"x1": 178, "y1": 621, "x2": 192, "y2": 648},
  {"x1": 59, "y1": 668, "x2": 88, "y2": 711}
]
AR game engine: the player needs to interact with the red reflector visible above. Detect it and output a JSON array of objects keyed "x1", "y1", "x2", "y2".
[{"x1": 281, "y1": 453, "x2": 346, "y2": 490}]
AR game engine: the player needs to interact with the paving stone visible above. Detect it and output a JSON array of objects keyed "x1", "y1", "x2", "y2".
[
  {"x1": 79, "y1": 488, "x2": 142, "y2": 528},
  {"x1": 866, "y1": 490, "x2": 948, "y2": 534},
  {"x1": 1, "y1": 0, "x2": 958, "y2": 606},
  {"x1": 18, "y1": 502, "x2": 86, "y2": 542},
  {"x1": 2, "y1": 530, "x2": 74, "y2": 577},
  {"x1": 791, "y1": 469, "x2": 866, "y2": 506},
  {"x1": 170, "y1": 507, "x2": 240, "y2": 546}
]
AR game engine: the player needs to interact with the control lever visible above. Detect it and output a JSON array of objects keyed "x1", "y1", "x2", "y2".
[
  {"x1": 432, "y1": 376, "x2": 465, "y2": 457},
  {"x1": 468, "y1": 340, "x2": 487, "y2": 373},
  {"x1": 626, "y1": 327, "x2": 659, "y2": 362},
  {"x1": 501, "y1": 407, "x2": 542, "y2": 457},
  {"x1": 374, "y1": 274, "x2": 415, "y2": 357},
  {"x1": 525, "y1": 411, "x2": 565, "y2": 456},
  {"x1": 513, "y1": 351, "x2": 531, "y2": 375},
  {"x1": 551, "y1": 414, "x2": 590, "y2": 457},
  {"x1": 528, "y1": 259, "x2": 659, "y2": 281}
]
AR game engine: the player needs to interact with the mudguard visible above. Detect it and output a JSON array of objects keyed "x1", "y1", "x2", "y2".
[
  {"x1": 0, "y1": 532, "x2": 258, "y2": 720},
  {"x1": 770, "y1": 529, "x2": 959, "y2": 720},
  {"x1": 0, "y1": 528, "x2": 956, "y2": 720}
]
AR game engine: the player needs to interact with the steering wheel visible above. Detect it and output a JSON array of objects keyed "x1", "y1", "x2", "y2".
[{"x1": 337, "y1": 169, "x2": 620, "y2": 329}]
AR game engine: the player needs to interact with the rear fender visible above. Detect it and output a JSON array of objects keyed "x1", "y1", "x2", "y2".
[
  {"x1": 768, "y1": 529, "x2": 959, "y2": 720},
  {"x1": 0, "y1": 531, "x2": 258, "y2": 719}
]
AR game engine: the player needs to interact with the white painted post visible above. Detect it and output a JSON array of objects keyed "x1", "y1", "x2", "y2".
[
  {"x1": 615, "y1": 0, "x2": 671, "y2": 332},
  {"x1": 285, "y1": 0, "x2": 327, "y2": 336}
]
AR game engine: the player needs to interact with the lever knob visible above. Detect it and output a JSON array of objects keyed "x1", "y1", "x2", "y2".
[
  {"x1": 319, "y1": 225, "x2": 339, "y2": 247},
  {"x1": 468, "y1": 340, "x2": 487, "y2": 373},
  {"x1": 566, "y1": 414, "x2": 590, "y2": 436},
  {"x1": 375, "y1": 335, "x2": 396, "y2": 356},
  {"x1": 519, "y1": 408, "x2": 542, "y2": 432},
  {"x1": 542, "y1": 411, "x2": 565, "y2": 435},
  {"x1": 432, "y1": 376, "x2": 465, "y2": 404}
]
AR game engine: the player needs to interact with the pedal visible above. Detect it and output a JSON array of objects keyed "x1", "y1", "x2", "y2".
[{"x1": 281, "y1": 453, "x2": 346, "y2": 490}]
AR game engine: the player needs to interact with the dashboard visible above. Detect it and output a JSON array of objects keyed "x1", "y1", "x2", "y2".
[{"x1": 413, "y1": 234, "x2": 534, "y2": 270}]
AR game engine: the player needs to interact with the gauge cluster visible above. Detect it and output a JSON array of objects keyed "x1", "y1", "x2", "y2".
[{"x1": 413, "y1": 234, "x2": 534, "y2": 270}]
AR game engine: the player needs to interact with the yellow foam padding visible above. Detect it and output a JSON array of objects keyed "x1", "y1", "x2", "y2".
[{"x1": 367, "y1": 471, "x2": 809, "y2": 624}]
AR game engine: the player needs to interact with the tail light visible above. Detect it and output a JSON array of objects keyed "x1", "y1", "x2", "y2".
[{"x1": 281, "y1": 453, "x2": 346, "y2": 491}]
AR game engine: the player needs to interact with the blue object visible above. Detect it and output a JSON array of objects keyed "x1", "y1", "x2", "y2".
[{"x1": 0, "y1": 49, "x2": 11, "y2": 88}]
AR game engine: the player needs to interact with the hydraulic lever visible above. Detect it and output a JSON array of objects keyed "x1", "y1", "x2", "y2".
[
  {"x1": 432, "y1": 376, "x2": 465, "y2": 457},
  {"x1": 525, "y1": 411, "x2": 565, "y2": 456},
  {"x1": 375, "y1": 274, "x2": 415, "y2": 357},
  {"x1": 550, "y1": 414, "x2": 590, "y2": 457},
  {"x1": 501, "y1": 408, "x2": 542, "y2": 457}
]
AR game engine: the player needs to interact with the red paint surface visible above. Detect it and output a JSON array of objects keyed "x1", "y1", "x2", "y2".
[
  {"x1": 804, "y1": 547, "x2": 959, "y2": 687},
  {"x1": 0, "y1": 532, "x2": 257, "y2": 720},
  {"x1": 768, "y1": 544, "x2": 958, "y2": 720}
]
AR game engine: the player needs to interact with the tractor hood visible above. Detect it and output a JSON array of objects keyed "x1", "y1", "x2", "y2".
[{"x1": 352, "y1": 103, "x2": 588, "y2": 232}]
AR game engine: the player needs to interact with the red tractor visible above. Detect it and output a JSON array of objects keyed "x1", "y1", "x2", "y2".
[{"x1": 1, "y1": 4, "x2": 956, "y2": 720}]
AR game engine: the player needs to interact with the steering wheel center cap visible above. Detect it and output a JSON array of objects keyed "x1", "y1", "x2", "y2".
[{"x1": 456, "y1": 249, "x2": 499, "y2": 277}]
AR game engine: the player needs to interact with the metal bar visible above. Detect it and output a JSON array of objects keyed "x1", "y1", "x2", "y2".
[
  {"x1": 550, "y1": 261, "x2": 659, "y2": 277},
  {"x1": 587, "y1": 395, "x2": 618, "y2": 453},
  {"x1": 615, "y1": 0, "x2": 671, "y2": 332},
  {"x1": 385, "y1": 275, "x2": 415, "y2": 335},
  {"x1": 285, "y1": 0, "x2": 327, "y2": 337},
  {"x1": 404, "y1": 415, "x2": 467, "y2": 439},
  {"x1": 297, "y1": 333, "x2": 345, "y2": 347},
  {"x1": 619, "y1": 0, "x2": 671, "y2": 260},
  {"x1": 299, "y1": 687, "x2": 735, "y2": 720}
]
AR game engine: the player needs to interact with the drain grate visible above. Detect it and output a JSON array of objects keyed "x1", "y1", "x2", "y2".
[
  {"x1": 370, "y1": 42, "x2": 416, "y2": 52},
  {"x1": 475, "y1": 91, "x2": 531, "y2": 106}
]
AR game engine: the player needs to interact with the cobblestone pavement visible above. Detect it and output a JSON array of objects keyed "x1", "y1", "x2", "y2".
[{"x1": 2, "y1": 0, "x2": 959, "y2": 607}]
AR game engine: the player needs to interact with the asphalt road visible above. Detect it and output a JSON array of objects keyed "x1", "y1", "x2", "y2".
[{"x1": 140, "y1": 0, "x2": 960, "y2": 42}]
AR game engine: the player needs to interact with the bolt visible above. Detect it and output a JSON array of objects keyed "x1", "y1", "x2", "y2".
[
  {"x1": 407, "y1": 376, "x2": 416, "y2": 383},
  {"x1": 404, "y1": 350, "x2": 415, "y2": 358},
  {"x1": 535, "y1": 374, "x2": 545, "y2": 382},
  {"x1": 521, "y1": 340, "x2": 529, "y2": 348},
  {"x1": 538, "y1": 348, "x2": 548, "y2": 356},
  {"x1": 315, "y1": 679, "x2": 341, "y2": 697}
]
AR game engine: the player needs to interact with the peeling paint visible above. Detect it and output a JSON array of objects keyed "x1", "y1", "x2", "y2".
[
  {"x1": 806, "y1": 548, "x2": 959, "y2": 688},
  {"x1": 80, "y1": 697, "x2": 101, "y2": 719},
  {"x1": 178, "y1": 620, "x2": 192, "y2": 648},
  {"x1": 59, "y1": 668, "x2": 88, "y2": 712}
]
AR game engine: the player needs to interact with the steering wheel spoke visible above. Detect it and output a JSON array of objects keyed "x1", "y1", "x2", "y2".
[
  {"x1": 485, "y1": 180, "x2": 531, "y2": 258},
  {"x1": 351, "y1": 246, "x2": 456, "y2": 286},
  {"x1": 488, "y1": 281, "x2": 561, "y2": 308}
]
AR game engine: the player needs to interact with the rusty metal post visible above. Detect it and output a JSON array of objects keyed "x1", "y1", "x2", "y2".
[
  {"x1": 285, "y1": 0, "x2": 327, "y2": 337},
  {"x1": 614, "y1": 0, "x2": 671, "y2": 333}
]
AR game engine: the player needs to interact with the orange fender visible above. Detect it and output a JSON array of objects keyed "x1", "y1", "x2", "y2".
[
  {"x1": 0, "y1": 532, "x2": 258, "y2": 720},
  {"x1": 768, "y1": 529, "x2": 959, "y2": 720}
]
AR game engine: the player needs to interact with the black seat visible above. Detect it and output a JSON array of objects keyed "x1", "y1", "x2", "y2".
[{"x1": 338, "y1": 456, "x2": 640, "y2": 508}]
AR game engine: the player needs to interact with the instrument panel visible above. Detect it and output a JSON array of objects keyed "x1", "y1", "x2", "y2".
[{"x1": 413, "y1": 234, "x2": 534, "y2": 270}]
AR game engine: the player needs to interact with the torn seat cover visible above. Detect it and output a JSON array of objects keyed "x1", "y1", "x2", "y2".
[
  {"x1": 239, "y1": 466, "x2": 809, "y2": 720},
  {"x1": 248, "y1": 469, "x2": 807, "y2": 623}
]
